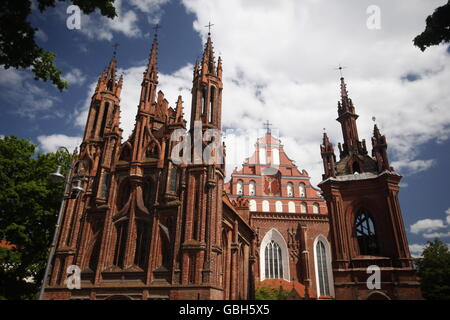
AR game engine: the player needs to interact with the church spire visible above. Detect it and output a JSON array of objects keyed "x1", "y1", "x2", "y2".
[
  {"x1": 138, "y1": 37, "x2": 159, "y2": 112},
  {"x1": 190, "y1": 30, "x2": 223, "y2": 131},
  {"x1": 201, "y1": 34, "x2": 216, "y2": 76},
  {"x1": 336, "y1": 77, "x2": 366, "y2": 157},
  {"x1": 371, "y1": 123, "x2": 391, "y2": 172}
]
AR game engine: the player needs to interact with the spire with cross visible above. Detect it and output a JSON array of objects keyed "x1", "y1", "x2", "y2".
[
  {"x1": 335, "y1": 64, "x2": 347, "y2": 79},
  {"x1": 112, "y1": 43, "x2": 119, "y2": 57},
  {"x1": 205, "y1": 21, "x2": 214, "y2": 36},
  {"x1": 153, "y1": 24, "x2": 161, "y2": 39},
  {"x1": 263, "y1": 120, "x2": 272, "y2": 134}
]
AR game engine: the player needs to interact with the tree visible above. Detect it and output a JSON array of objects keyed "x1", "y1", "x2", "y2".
[
  {"x1": 413, "y1": 1, "x2": 450, "y2": 51},
  {"x1": 0, "y1": 136, "x2": 70, "y2": 299},
  {"x1": 0, "y1": 0, "x2": 117, "y2": 91},
  {"x1": 415, "y1": 239, "x2": 450, "y2": 300}
]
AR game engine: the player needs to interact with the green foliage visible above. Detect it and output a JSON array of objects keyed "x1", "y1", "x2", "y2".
[
  {"x1": 0, "y1": 136, "x2": 70, "y2": 299},
  {"x1": 415, "y1": 239, "x2": 450, "y2": 300},
  {"x1": 255, "y1": 286, "x2": 289, "y2": 300},
  {"x1": 0, "y1": 0, "x2": 117, "y2": 91},
  {"x1": 413, "y1": 0, "x2": 450, "y2": 51}
]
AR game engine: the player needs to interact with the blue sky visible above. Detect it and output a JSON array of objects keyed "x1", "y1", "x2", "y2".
[{"x1": 0, "y1": 0, "x2": 449, "y2": 256}]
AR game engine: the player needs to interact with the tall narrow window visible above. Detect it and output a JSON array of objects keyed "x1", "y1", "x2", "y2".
[
  {"x1": 271, "y1": 148, "x2": 280, "y2": 165},
  {"x1": 209, "y1": 86, "x2": 215, "y2": 123},
  {"x1": 249, "y1": 200, "x2": 257, "y2": 211},
  {"x1": 100, "y1": 172, "x2": 110, "y2": 198},
  {"x1": 99, "y1": 102, "x2": 110, "y2": 137},
  {"x1": 316, "y1": 240, "x2": 330, "y2": 297},
  {"x1": 169, "y1": 166, "x2": 177, "y2": 193},
  {"x1": 312, "y1": 203, "x2": 320, "y2": 214},
  {"x1": 262, "y1": 200, "x2": 270, "y2": 212},
  {"x1": 264, "y1": 240, "x2": 283, "y2": 279},
  {"x1": 236, "y1": 180, "x2": 243, "y2": 195},
  {"x1": 275, "y1": 201, "x2": 283, "y2": 212},
  {"x1": 113, "y1": 221, "x2": 128, "y2": 268},
  {"x1": 299, "y1": 183, "x2": 306, "y2": 197},
  {"x1": 287, "y1": 182, "x2": 293, "y2": 197},
  {"x1": 249, "y1": 180, "x2": 256, "y2": 196},
  {"x1": 259, "y1": 147, "x2": 266, "y2": 164},
  {"x1": 300, "y1": 202, "x2": 307, "y2": 213},
  {"x1": 288, "y1": 201, "x2": 295, "y2": 213},
  {"x1": 134, "y1": 222, "x2": 150, "y2": 268},
  {"x1": 355, "y1": 211, "x2": 378, "y2": 255}
]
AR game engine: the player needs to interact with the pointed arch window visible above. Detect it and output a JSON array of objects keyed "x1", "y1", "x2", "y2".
[
  {"x1": 113, "y1": 221, "x2": 128, "y2": 268},
  {"x1": 355, "y1": 210, "x2": 378, "y2": 255},
  {"x1": 134, "y1": 221, "x2": 150, "y2": 268},
  {"x1": 264, "y1": 240, "x2": 284, "y2": 279},
  {"x1": 316, "y1": 240, "x2": 331, "y2": 297}
]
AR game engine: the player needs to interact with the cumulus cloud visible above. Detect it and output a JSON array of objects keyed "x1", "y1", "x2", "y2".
[
  {"x1": 78, "y1": 0, "x2": 170, "y2": 41},
  {"x1": 37, "y1": 134, "x2": 82, "y2": 153},
  {"x1": 423, "y1": 231, "x2": 450, "y2": 239},
  {"x1": 71, "y1": 0, "x2": 450, "y2": 187},
  {"x1": 0, "y1": 67, "x2": 60, "y2": 119},
  {"x1": 63, "y1": 68, "x2": 87, "y2": 86},
  {"x1": 410, "y1": 219, "x2": 446, "y2": 234},
  {"x1": 391, "y1": 159, "x2": 436, "y2": 175},
  {"x1": 409, "y1": 244, "x2": 425, "y2": 258},
  {"x1": 179, "y1": 0, "x2": 450, "y2": 185},
  {"x1": 410, "y1": 208, "x2": 450, "y2": 239}
]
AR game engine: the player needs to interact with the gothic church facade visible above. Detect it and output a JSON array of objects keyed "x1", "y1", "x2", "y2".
[{"x1": 43, "y1": 34, "x2": 421, "y2": 300}]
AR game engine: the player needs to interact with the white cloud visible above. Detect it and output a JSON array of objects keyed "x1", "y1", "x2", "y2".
[
  {"x1": 409, "y1": 244, "x2": 425, "y2": 258},
  {"x1": 37, "y1": 134, "x2": 82, "y2": 153},
  {"x1": 35, "y1": 29, "x2": 48, "y2": 42},
  {"x1": 410, "y1": 219, "x2": 446, "y2": 234},
  {"x1": 410, "y1": 207, "x2": 450, "y2": 239},
  {"x1": 63, "y1": 68, "x2": 87, "y2": 86},
  {"x1": 71, "y1": 0, "x2": 450, "y2": 188},
  {"x1": 78, "y1": 0, "x2": 170, "y2": 41},
  {"x1": 0, "y1": 67, "x2": 60, "y2": 119},
  {"x1": 423, "y1": 231, "x2": 450, "y2": 239},
  {"x1": 391, "y1": 159, "x2": 436, "y2": 175},
  {"x1": 178, "y1": 0, "x2": 450, "y2": 185},
  {"x1": 130, "y1": 0, "x2": 170, "y2": 23}
]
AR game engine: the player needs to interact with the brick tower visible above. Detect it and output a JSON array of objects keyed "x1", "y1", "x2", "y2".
[
  {"x1": 318, "y1": 76, "x2": 422, "y2": 300},
  {"x1": 43, "y1": 34, "x2": 254, "y2": 300}
]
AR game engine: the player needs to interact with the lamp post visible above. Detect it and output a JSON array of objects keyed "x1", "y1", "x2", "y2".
[{"x1": 38, "y1": 147, "x2": 85, "y2": 300}]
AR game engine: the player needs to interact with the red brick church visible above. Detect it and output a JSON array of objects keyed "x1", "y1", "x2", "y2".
[{"x1": 42, "y1": 34, "x2": 421, "y2": 300}]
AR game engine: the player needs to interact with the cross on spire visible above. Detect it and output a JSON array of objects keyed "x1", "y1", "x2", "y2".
[
  {"x1": 205, "y1": 21, "x2": 214, "y2": 36},
  {"x1": 335, "y1": 64, "x2": 347, "y2": 78},
  {"x1": 112, "y1": 43, "x2": 119, "y2": 57},
  {"x1": 153, "y1": 24, "x2": 161, "y2": 39},
  {"x1": 263, "y1": 120, "x2": 272, "y2": 134}
]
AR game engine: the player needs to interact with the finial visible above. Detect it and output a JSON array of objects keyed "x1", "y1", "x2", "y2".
[
  {"x1": 335, "y1": 64, "x2": 347, "y2": 79},
  {"x1": 205, "y1": 21, "x2": 214, "y2": 36},
  {"x1": 153, "y1": 24, "x2": 161, "y2": 39},
  {"x1": 372, "y1": 116, "x2": 377, "y2": 123},
  {"x1": 263, "y1": 120, "x2": 272, "y2": 134},
  {"x1": 112, "y1": 43, "x2": 119, "y2": 57}
]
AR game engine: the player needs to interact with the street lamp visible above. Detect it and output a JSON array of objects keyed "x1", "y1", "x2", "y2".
[{"x1": 38, "y1": 146, "x2": 85, "y2": 300}]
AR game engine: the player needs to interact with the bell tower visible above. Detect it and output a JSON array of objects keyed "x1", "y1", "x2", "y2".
[{"x1": 318, "y1": 76, "x2": 422, "y2": 300}]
